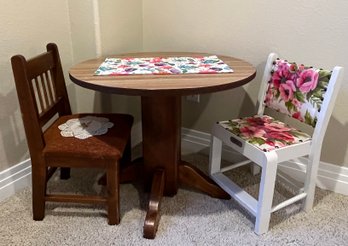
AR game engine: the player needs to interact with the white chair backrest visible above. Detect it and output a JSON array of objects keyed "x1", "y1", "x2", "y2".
[{"x1": 257, "y1": 53, "x2": 344, "y2": 147}]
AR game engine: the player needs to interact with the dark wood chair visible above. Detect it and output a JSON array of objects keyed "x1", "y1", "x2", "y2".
[{"x1": 11, "y1": 43, "x2": 133, "y2": 225}]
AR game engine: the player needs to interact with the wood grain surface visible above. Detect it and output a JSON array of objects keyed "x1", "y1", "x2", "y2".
[{"x1": 69, "y1": 52, "x2": 256, "y2": 96}]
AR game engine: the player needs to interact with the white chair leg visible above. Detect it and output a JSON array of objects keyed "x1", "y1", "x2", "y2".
[
  {"x1": 302, "y1": 152, "x2": 320, "y2": 211},
  {"x1": 254, "y1": 152, "x2": 278, "y2": 235},
  {"x1": 250, "y1": 163, "x2": 261, "y2": 176},
  {"x1": 209, "y1": 135, "x2": 223, "y2": 175}
]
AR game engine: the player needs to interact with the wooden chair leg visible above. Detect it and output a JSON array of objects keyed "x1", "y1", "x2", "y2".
[
  {"x1": 32, "y1": 165, "x2": 47, "y2": 220},
  {"x1": 60, "y1": 167, "x2": 71, "y2": 180},
  {"x1": 255, "y1": 152, "x2": 278, "y2": 235},
  {"x1": 121, "y1": 140, "x2": 132, "y2": 166},
  {"x1": 106, "y1": 162, "x2": 120, "y2": 225}
]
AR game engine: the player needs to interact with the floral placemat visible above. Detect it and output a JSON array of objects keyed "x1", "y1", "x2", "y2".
[{"x1": 95, "y1": 55, "x2": 233, "y2": 75}]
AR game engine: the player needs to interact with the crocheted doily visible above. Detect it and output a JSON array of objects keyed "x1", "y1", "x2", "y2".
[{"x1": 58, "y1": 116, "x2": 114, "y2": 139}]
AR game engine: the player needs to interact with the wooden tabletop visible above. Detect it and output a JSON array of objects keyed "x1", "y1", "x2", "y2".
[{"x1": 69, "y1": 52, "x2": 256, "y2": 96}]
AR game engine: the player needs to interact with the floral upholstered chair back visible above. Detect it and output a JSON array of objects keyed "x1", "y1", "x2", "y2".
[{"x1": 263, "y1": 58, "x2": 332, "y2": 127}]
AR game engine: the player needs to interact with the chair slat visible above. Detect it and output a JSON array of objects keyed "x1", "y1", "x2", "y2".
[
  {"x1": 33, "y1": 77, "x2": 45, "y2": 113},
  {"x1": 44, "y1": 71, "x2": 55, "y2": 103},
  {"x1": 40, "y1": 74, "x2": 50, "y2": 109},
  {"x1": 39, "y1": 97, "x2": 64, "y2": 127}
]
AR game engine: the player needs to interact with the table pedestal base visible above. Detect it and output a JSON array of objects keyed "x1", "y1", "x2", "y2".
[
  {"x1": 115, "y1": 159, "x2": 230, "y2": 239},
  {"x1": 178, "y1": 161, "x2": 231, "y2": 198},
  {"x1": 143, "y1": 169, "x2": 165, "y2": 239},
  {"x1": 101, "y1": 95, "x2": 230, "y2": 239}
]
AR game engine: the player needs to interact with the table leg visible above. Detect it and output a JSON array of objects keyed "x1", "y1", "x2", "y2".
[
  {"x1": 99, "y1": 95, "x2": 229, "y2": 239},
  {"x1": 143, "y1": 169, "x2": 165, "y2": 239},
  {"x1": 141, "y1": 96, "x2": 181, "y2": 196},
  {"x1": 141, "y1": 96, "x2": 180, "y2": 238},
  {"x1": 139, "y1": 96, "x2": 229, "y2": 238},
  {"x1": 179, "y1": 161, "x2": 230, "y2": 199}
]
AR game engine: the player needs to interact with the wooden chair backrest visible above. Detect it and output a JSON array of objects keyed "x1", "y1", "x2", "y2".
[{"x1": 11, "y1": 43, "x2": 72, "y2": 158}]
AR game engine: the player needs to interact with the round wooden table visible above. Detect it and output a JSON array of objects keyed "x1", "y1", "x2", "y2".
[{"x1": 69, "y1": 52, "x2": 256, "y2": 239}]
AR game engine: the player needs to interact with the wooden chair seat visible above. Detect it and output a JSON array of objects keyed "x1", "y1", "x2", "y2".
[{"x1": 43, "y1": 113, "x2": 133, "y2": 163}]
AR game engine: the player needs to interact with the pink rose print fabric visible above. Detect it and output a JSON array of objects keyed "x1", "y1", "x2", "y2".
[
  {"x1": 95, "y1": 56, "x2": 233, "y2": 76},
  {"x1": 219, "y1": 115, "x2": 311, "y2": 152},
  {"x1": 264, "y1": 59, "x2": 332, "y2": 127}
]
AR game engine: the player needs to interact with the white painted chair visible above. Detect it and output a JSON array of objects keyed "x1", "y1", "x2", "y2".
[{"x1": 209, "y1": 53, "x2": 344, "y2": 234}]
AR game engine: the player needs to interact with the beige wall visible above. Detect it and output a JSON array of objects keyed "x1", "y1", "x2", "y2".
[
  {"x1": 68, "y1": 0, "x2": 143, "y2": 121},
  {"x1": 0, "y1": 0, "x2": 143, "y2": 172},
  {"x1": 1, "y1": 0, "x2": 347, "y2": 172},
  {"x1": 142, "y1": 0, "x2": 348, "y2": 167},
  {"x1": 0, "y1": 1, "x2": 73, "y2": 171},
  {"x1": 97, "y1": 0, "x2": 143, "y2": 121}
]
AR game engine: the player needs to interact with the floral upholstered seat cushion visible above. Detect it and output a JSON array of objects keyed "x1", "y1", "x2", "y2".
[
  {"x1": 219, "y1": 115, "x2": 311, "y2": 152},
  {"x1": 264, "y1": 59, "x2": 332, "y2": 127}
]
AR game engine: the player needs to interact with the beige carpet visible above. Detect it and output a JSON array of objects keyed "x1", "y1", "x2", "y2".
[{"x1": 1, "y1": 153, "x2": 348, "y2": 246}]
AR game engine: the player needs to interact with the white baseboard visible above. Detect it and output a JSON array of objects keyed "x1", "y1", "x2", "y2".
[
  {"x1": 181, "y1": 127, "x2": 348, "y2": 196},
  {"x1": 0, "y1": 159, "x2": 31, "y2": 203},
  {"x1": 1, "y1": 127, "x2": 347, "y2": 203},
  {"x1": 277, "y1": 158, "x2": 348, "y2": 196}
]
